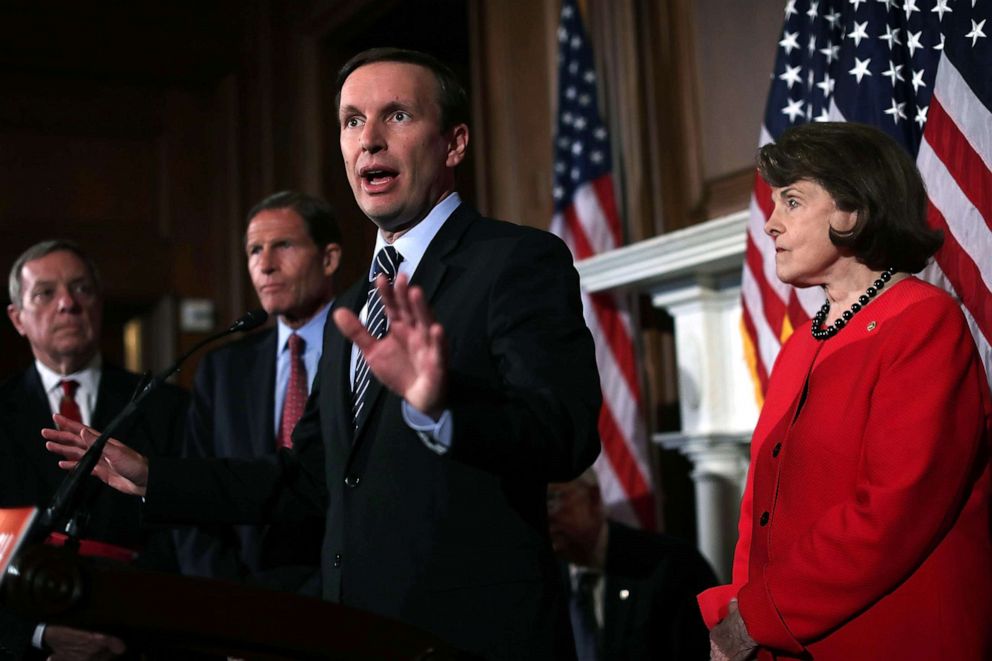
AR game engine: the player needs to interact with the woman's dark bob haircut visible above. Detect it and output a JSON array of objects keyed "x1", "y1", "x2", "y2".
[{"x1": 757, "y1": 122, "x2": 942, "y2": 273}]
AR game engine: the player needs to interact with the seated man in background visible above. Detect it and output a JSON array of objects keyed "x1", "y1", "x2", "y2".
[
  {"x1": 1, "y1": 239, "x2": 188, "y2": 660},
  {"x1": 176, "y1": 191, "x2": 341, "y2": 595},
  {"x1": 549, "y1": 469, "x2": 717, "y2": 661}
]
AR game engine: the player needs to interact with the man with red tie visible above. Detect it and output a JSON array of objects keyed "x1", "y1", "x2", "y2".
[
  {"x1": 1, "y1": 239, "x2": 187, "y2": 660},
  {"x1": 175, "y1": 191, "x2": 341, "y2": 594}
]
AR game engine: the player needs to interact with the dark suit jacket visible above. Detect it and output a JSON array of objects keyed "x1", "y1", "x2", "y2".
[
  {"x1": 0, "y1": 362, "x2": 187, "y2": 660},
  {"x1": 175, "y1": 326, "x2": 323, "y2": 594},
  {"x1": 592, "y1": 521, "x2": 717, "y2": 661},
  {"x1": 146, "y1": 205, "x2": 602, "y2": 659}
]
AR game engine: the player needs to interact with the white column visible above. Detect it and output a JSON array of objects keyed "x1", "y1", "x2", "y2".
[
  {"x1": 656, "y1": 432, "x2": 750, "y2": 581},
  {"x1": 650, "y1": 277, "x2": 755, "y2": 581}
]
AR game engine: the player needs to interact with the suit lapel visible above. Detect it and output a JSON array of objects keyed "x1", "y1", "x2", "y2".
[
  {"x1": 92, "y1": 365, "x2": 129, "y2": 429},
  {"x1": 326, "y1": 279, "x2": 365, "y2": 452},
  {"x1": 408, "y1": 202, "x2": 473, "y2": 303},
  {"x1": 248, "y1": 330, "x2": 277, "y2": 454},
  {"x1": 12, "y1": 367, "x2": 63, "y2": 489}
]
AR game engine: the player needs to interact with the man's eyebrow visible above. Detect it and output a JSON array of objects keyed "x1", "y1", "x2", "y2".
[
  {"x1": 381, "y1": 100, "x2": 415, "y2": 114},
  {"x1": 338, "y1": 103, "x2": 362, "y2": 118}
]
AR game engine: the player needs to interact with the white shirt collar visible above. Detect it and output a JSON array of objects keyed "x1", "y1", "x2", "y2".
[
  {"x1": 371, "y1": 192, "x2": 462, "y2": 279},
  {"x1": 35, "y1": 353, "x2": 102, "y2": 396}
]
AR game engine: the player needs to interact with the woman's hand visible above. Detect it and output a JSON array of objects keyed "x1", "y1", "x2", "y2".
[
  {"x1": 710, "y1": 600, "x2": 758, "y2": 661},
  {"x1": 42, "y1": 414, "x2": 149, "y2": 497}
]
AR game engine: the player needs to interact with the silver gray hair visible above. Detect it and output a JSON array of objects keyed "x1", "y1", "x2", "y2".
[{"x1": 8, "y1": 239, "x2": 102, "y2": 308}]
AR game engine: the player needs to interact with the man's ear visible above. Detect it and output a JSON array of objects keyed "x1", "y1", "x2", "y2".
[
  {"x1": 445, "y1": 123, "x2": 469, "y2": 168},
  {"x1": 7, "y1": 303, "x2": 26, "y2": 337},
  {"x1": 322, "y1": 243, "x2": 343, "y2": 276}
]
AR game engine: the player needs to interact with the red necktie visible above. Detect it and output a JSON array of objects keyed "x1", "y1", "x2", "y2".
[
  {"x1": 58, "y1": 379, "x2": 83, "y2": 423},
  {"x1": 278, "y1": 334, "x2": 307, "y2": 449}
]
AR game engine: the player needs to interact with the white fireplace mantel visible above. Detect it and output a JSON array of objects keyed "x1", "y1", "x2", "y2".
[{"x1": 576, "y1": 211, "x2": 751, "y2": 295}]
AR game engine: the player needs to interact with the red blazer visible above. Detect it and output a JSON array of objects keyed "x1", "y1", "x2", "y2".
[{"x1": 699, "y1": 278, "x2": 992, "y2": 659}]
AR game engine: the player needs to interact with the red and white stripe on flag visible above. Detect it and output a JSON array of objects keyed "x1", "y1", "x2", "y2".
[
  {"x1": 552, "y1": 0, "x2": 655, "y2": 529},
  {"x1": 742, "y1": 1, "x2": 992, "y2": 400},
  {"x1": 919, "y1": 57, "x2": 992, "y2": 383}
]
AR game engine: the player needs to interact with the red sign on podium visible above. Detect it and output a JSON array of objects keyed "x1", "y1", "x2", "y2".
[{"x1": 0, "y1": 506, "x2": 38, "y2": 585}]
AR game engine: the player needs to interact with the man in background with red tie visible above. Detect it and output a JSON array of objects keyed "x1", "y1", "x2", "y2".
[
  {"x1": 175, "y1": 191, "x2": 341, "y2": 595},
  {"x1": 0, "y1": 239, "x2": 187, "y2": 660}
]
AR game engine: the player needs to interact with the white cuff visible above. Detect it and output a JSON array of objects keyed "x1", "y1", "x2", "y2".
[
  {"x1": 32, "y1": 623, "x2": 47, "y2": 649},
  {"x1": 402, "y1": 402, "x2": 453, "y2": 454}
]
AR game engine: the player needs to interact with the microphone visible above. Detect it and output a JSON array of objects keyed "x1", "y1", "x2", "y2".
[
  {"x1": 228, "y1": 308, "x2": 268, "y2": 333},
  {"x1": 33, "y1": 309, "x2": 270, "y2": 543}
]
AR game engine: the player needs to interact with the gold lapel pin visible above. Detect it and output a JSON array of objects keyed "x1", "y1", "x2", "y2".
[{"x1": 867, "y1": 321, "x2": 877, "y2": 332}]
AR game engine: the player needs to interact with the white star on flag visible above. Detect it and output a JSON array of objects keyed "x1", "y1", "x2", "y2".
[
  {"x1": 780, "y1": 64, "x2": 803, "y2": 89},
  {"x1": 966, "y1": 19, "x2": 987, "y2": 47},
  {"x1": 848, "y1": 20, "x2": 870, "y2": 46},
  {"x1": 884, "y1": 98, "x2": 907, "y2": 123},
  {"x1": 782, "y1": 97, "x2": 805, "y2": 121},
  {"x1": 849, "y1": 57, "x2": 872, "y2": 83}
]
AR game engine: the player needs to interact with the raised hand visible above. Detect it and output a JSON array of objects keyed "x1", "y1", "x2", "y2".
[
  {"x1": 333, "y1": 273, "x2": 448, "y2": 419},
  {"x1": 42, "y1": 414, "x2": 149, "y2": 497}
]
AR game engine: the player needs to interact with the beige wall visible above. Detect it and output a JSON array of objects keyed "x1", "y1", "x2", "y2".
[{"x1": 692, "y1": 0, "x2": 785, "y2": 181}]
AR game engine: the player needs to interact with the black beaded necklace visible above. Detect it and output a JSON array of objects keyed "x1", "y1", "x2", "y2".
[{"x1": 811, "y1": 267, "x2": 895, "y2": 340}]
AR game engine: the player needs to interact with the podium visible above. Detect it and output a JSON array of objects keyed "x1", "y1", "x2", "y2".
[{"x1": 2, "y1": 544, "x2": 467, "y2": 660}]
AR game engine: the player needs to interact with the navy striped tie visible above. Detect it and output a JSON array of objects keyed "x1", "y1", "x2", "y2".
[{"x1": 352, "y1": 245, "x2": 403, "y2": 427}]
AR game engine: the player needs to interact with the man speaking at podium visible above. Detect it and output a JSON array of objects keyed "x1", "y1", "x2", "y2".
[
  {"x1": 1, "y1": 240, "x2": 187, "y2": 660},
  {"x1": 46, "y1": 48, "x2": 601, "y2": 659}
]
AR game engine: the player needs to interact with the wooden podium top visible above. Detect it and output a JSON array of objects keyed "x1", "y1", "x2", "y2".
[{"x1": 2, "y1": 543, "x2": 470, "y2": 660}]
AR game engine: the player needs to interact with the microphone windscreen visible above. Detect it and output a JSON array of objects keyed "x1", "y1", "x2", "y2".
[{"x1": 229, "y1": 309, "x2": 269, "y2": 333}]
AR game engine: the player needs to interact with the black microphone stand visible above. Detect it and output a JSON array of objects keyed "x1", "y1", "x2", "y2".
[{"x1": 27, "y1": 309, "x2": 268, "y2": 547}]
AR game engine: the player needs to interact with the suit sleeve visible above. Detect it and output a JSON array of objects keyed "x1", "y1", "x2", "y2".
[
  {"x1": 172, "y1": 352, "x2": 253, "y2": 580},
  {"x1": 445, "y1": 230, "x2": 601, "y2": 481},
  {"x1": 125, "y1": 378, "x2": 189, "y2": 574},
  {"x1": 144, "y1": 372, "x2": 326, "y2": 527},
  {"x1": 737, "y1": 297, "x2": 990, "y2": 652}
]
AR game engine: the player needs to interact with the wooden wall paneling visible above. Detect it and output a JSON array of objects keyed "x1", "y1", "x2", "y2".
[
  {"x1": 468, "y1": 0, "x2": 556, "y2": 229},
  {"x1": 0, "y1": 78, "x2": 174, "y2": 375},
  {"x1": 239, "y1": 0, "x2": 277, "y2": 204},
  {"x1": 294, "y1": 36, "x2": 326, "y2": 197},
  {"x1": 650, "y1": 0, "x2": 706, "y2": 232},
  {"x1": 0, "y1": 4, "x2": 246, "y2": 383},
  {"x1": 215, "y1": 74, "x2": 250, "y2": 330}
]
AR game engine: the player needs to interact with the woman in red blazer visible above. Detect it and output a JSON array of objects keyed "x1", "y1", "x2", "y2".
[{"x1": 699, "y1": 122, "x2": 992, "y2": 660}]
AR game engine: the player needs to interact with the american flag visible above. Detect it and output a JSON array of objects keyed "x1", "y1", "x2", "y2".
[
  {"x1": 550, "y1": 0, "x2": 655, "y2": 529},
  {"x1": 743, "y1": 0, "x2": 992, "y2": 399}
]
